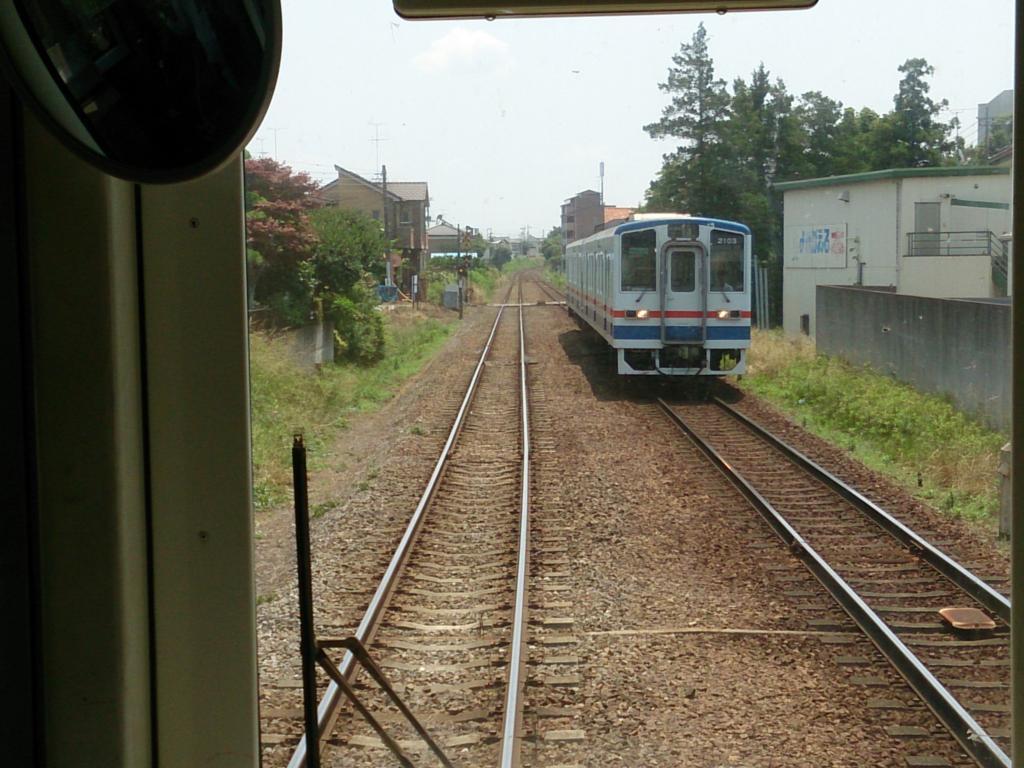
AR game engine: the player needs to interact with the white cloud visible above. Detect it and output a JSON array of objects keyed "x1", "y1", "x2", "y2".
[{"x1": 413, "y1": 28, "x2": 513, "y2": 75}]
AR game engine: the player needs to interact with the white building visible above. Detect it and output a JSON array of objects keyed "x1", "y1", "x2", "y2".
[{"x1": 776, "y1": 166, "x2": 1011, "y2": 336}]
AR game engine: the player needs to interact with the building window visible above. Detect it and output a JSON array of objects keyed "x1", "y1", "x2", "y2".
[
  {"x1": 372, "y1": 209, "x2": 381, "y2": 220},
  {"x1": 565, "y1": 215, "x2": 575, "y2": 223},
  {"x1": 400, "y1": 207, "x2": 412, "y2": 225}
]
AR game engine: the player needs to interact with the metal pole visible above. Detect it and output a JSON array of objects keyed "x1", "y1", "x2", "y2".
[
  {"x1": 457, "y1": 224, "x2": 464, "y2": 319},
  {"x1": 1011, "y1": 4, "x2": 1023, "y2": 758},
  {"x1": 292, "y1": 435, "x2": 321, "y2": 768}
]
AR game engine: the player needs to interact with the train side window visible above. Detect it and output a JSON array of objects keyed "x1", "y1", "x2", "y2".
[
  {"x1": 621, "y1": 229, "x2": 656, "y2": 291},
  {"x1": 710, "y1": 230, "x2": 745, "y2": 292},
  {"x1": 670, "y1": 250, "x2": 695, "y2": 292}
]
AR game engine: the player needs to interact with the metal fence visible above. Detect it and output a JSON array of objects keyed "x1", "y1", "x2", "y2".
[
  {"x1": 752, "y1": 263, "x2": 770, "y2": 330},
  {"x1": 905, "y1": 230, "x2": 1008, "y2": 294}
]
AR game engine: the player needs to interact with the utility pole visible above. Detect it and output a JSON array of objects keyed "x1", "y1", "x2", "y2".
[
  {"x1": 457, "y1": 223, "x2": 464, "y2": 320},
  {"x1": 382, "y1": 164, "x2": 393, "y2": 291},
  {"x1": 270, "y1": 127, "x2": 285, "y2": 159}
]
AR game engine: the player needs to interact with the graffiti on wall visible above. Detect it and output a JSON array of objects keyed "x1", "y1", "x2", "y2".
[{"x1": 787, "y1": 223, "x2": 848, "y2": 268}]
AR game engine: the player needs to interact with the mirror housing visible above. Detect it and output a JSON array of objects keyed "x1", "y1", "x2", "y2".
[
  {"x1": 0, "y1": 1, "x2": 281, "y2": 184},
  {"x1": 394, "y1": 0, "x2": 816, "y2": 19}
]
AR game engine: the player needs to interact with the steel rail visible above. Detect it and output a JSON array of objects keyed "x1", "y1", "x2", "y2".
[
  {"x1": 499, "y1": 279, "x2": 531, "y2": 768},
  {"x1": 657, "y1": 399, "x2": 1011, "y2": 768},
  {"x1": 532, "y1": 275, "x2": 565, "y2": 303},
  {"x1": 288, "y1": 283, "x2": 516, "y2": 768},
  {"x1": 713, "y1": 397, "x2": 1011, "y2": 624}
]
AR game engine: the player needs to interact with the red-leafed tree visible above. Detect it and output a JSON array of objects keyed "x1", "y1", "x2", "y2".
[{"x1": 244, "y1": 157, "x2": 320, "y2": 323}]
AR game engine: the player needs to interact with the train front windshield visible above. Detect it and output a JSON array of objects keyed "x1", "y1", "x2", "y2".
[{"x1": 709, "y1": 230, "x2": 745, "y2": 292}]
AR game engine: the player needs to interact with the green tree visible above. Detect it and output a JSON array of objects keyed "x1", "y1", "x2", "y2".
[
  {"x1": 309, "y1": 208, "x2": 388, "y2": 295},
  {"x1": 468, "y1": 233, "x2": 490, "y2": 260},
  {"x1": 540, "y1": 226, "x2": 563, "y2": 261},
  {"x1": 644, "y1": 23, "x2": 732, "y2": 214},
  {"x1": 491, "y1": 244, "x2": 513, "y2": 269},
  {"x1": 792, "y1": 91, "x2": 843, "y2": 178},
  {"x1": 885, "y1": 58, "x2": 951, "y2": 167},
  {"x1": 244, "y1": 158, "x2": 319, "y2": 320},
  {"x1": 726, "y1": 66, "x2": 803, "y2": 326},
  {"x1": 308, "y1": 208, "x2": 389, "y2": 364},
  {"x1": 960, "y1": 113, "x2": 1011, "y2": 165},
  {"x1": 990, "y1": 115, "x2": 1013, "y2": 152}
]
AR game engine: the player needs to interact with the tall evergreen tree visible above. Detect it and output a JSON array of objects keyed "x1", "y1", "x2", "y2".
[
  {"x1": 643, "y1": 23, "x2": 731, "y2": 214},
  {"x1": 726, "y1": 66, "x2": 802, "y2": 326},
  {"x1": 887, "y1": 58, "x2": 951, "y2": 167},
  {"x1": 793, "y1": 91, "x2": 843, "y2": 178}
]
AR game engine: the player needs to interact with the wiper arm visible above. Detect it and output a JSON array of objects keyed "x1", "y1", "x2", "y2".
[{"x1": 636, "y1": 288, "x2": 648, "y2": 303}]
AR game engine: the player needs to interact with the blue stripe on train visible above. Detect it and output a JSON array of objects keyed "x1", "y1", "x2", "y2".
[{"x1": 612, "y1": 324, "x2": 751, "y2": 341}]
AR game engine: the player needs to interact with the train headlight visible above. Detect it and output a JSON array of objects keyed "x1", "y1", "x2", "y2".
[
  {"x1": 717, "y1": 309, "x2": 731, "y2": 319},
  {"x1": 636, "y1": 309, "x2": 650, "y2": 319}
]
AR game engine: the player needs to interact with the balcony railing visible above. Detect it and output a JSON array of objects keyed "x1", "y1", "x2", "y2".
[{"x1": 905, "y1": 230, "x2": 1008, "y2": 294}]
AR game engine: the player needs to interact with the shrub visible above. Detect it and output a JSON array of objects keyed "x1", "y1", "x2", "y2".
[{"x1": 329, "y1": 285, "x2": 385, "y2": 364}]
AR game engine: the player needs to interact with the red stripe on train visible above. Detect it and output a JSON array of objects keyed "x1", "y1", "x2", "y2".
[{"x1": 610, "y1": 310, "x2": 752, "y2": 318}]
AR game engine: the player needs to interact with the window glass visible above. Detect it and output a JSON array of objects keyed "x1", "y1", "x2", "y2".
[
  {"x1": 621, "y1": 229, "x2": 656, "y2": 291},
  {"x1": 671, "y1": 250, "x2": 696, "y2": 292},
  {"x1": 709, "y1": 230, "x2": 744, "y2": 292}
]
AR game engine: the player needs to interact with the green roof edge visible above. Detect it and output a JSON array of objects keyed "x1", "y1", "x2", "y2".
[{"x1": 773, "y1": 165, "x2": 1010, "y2": 192}]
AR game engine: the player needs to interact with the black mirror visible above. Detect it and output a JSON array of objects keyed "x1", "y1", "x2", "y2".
[{"x1": 0, "y1": 0, "x2": 281, "y2": 183}]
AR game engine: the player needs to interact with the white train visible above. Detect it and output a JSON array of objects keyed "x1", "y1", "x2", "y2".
[{"x1": 565, "y1": 214, "x2": 751, "y2": 375}]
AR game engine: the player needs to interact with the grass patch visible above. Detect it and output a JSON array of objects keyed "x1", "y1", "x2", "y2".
[
  {"x1": 741, "y1": 329, "x2": 1006, "y2": 524},
  {"x1": 424, "y1": 265, "x2": 501, "y2": 305},
  {"x1": 467, "y1": 266, "x2": 500, "y2": 302},
  {"x1": 544, "y1": 266, "x2": 566, "y2": 290},
  {"x1": 249, "y1": 310, "x2": 456, "y2": 507},
  {"x1": 502, "y1": 256, "x2": 546, "y2": 274}
]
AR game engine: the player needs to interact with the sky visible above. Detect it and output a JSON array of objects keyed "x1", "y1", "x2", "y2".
[{"x1": 248, "y1": 0, "x2": 1015, "y2": 238}]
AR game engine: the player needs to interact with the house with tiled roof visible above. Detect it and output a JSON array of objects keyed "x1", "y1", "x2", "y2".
[{"x1": 317, "y1": 165, "x2": 430, "y2": 295}]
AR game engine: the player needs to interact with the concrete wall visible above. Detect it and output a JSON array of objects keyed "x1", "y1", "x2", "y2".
[
  {"x1": 281, "y1": 320, "x2": 334, "y2": 368},
  {"x1": 816, "y1": 285, "x2": 1010, "y2": 432},
  {"x1": 900, "y1": 254, "x2": 993, "y2": 298}
]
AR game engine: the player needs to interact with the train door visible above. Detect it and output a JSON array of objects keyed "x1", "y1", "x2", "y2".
[{"x1": 659, "y1": 242, "x2": 705, "y2": 345}]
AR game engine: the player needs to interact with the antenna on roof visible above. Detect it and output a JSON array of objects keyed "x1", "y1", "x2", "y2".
[{"x1": 369, "y1": 120, "x2": 389, "y2": 178}]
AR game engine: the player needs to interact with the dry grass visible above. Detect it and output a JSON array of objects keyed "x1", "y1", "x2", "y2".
[{"x1": 745, "y1": 328, "x2": 815, "y2": 377}]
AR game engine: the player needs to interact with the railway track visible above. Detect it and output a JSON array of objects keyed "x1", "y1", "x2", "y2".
[
  {"x1": 660, "y1": 397, "x2": 1012, "y2": 768},
  {"x1": 288, "y1": 276, "x2": 533, "y2": 767},
  {"x1": 526, "y1": 275, "x2": 564, "y2": 305}
]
